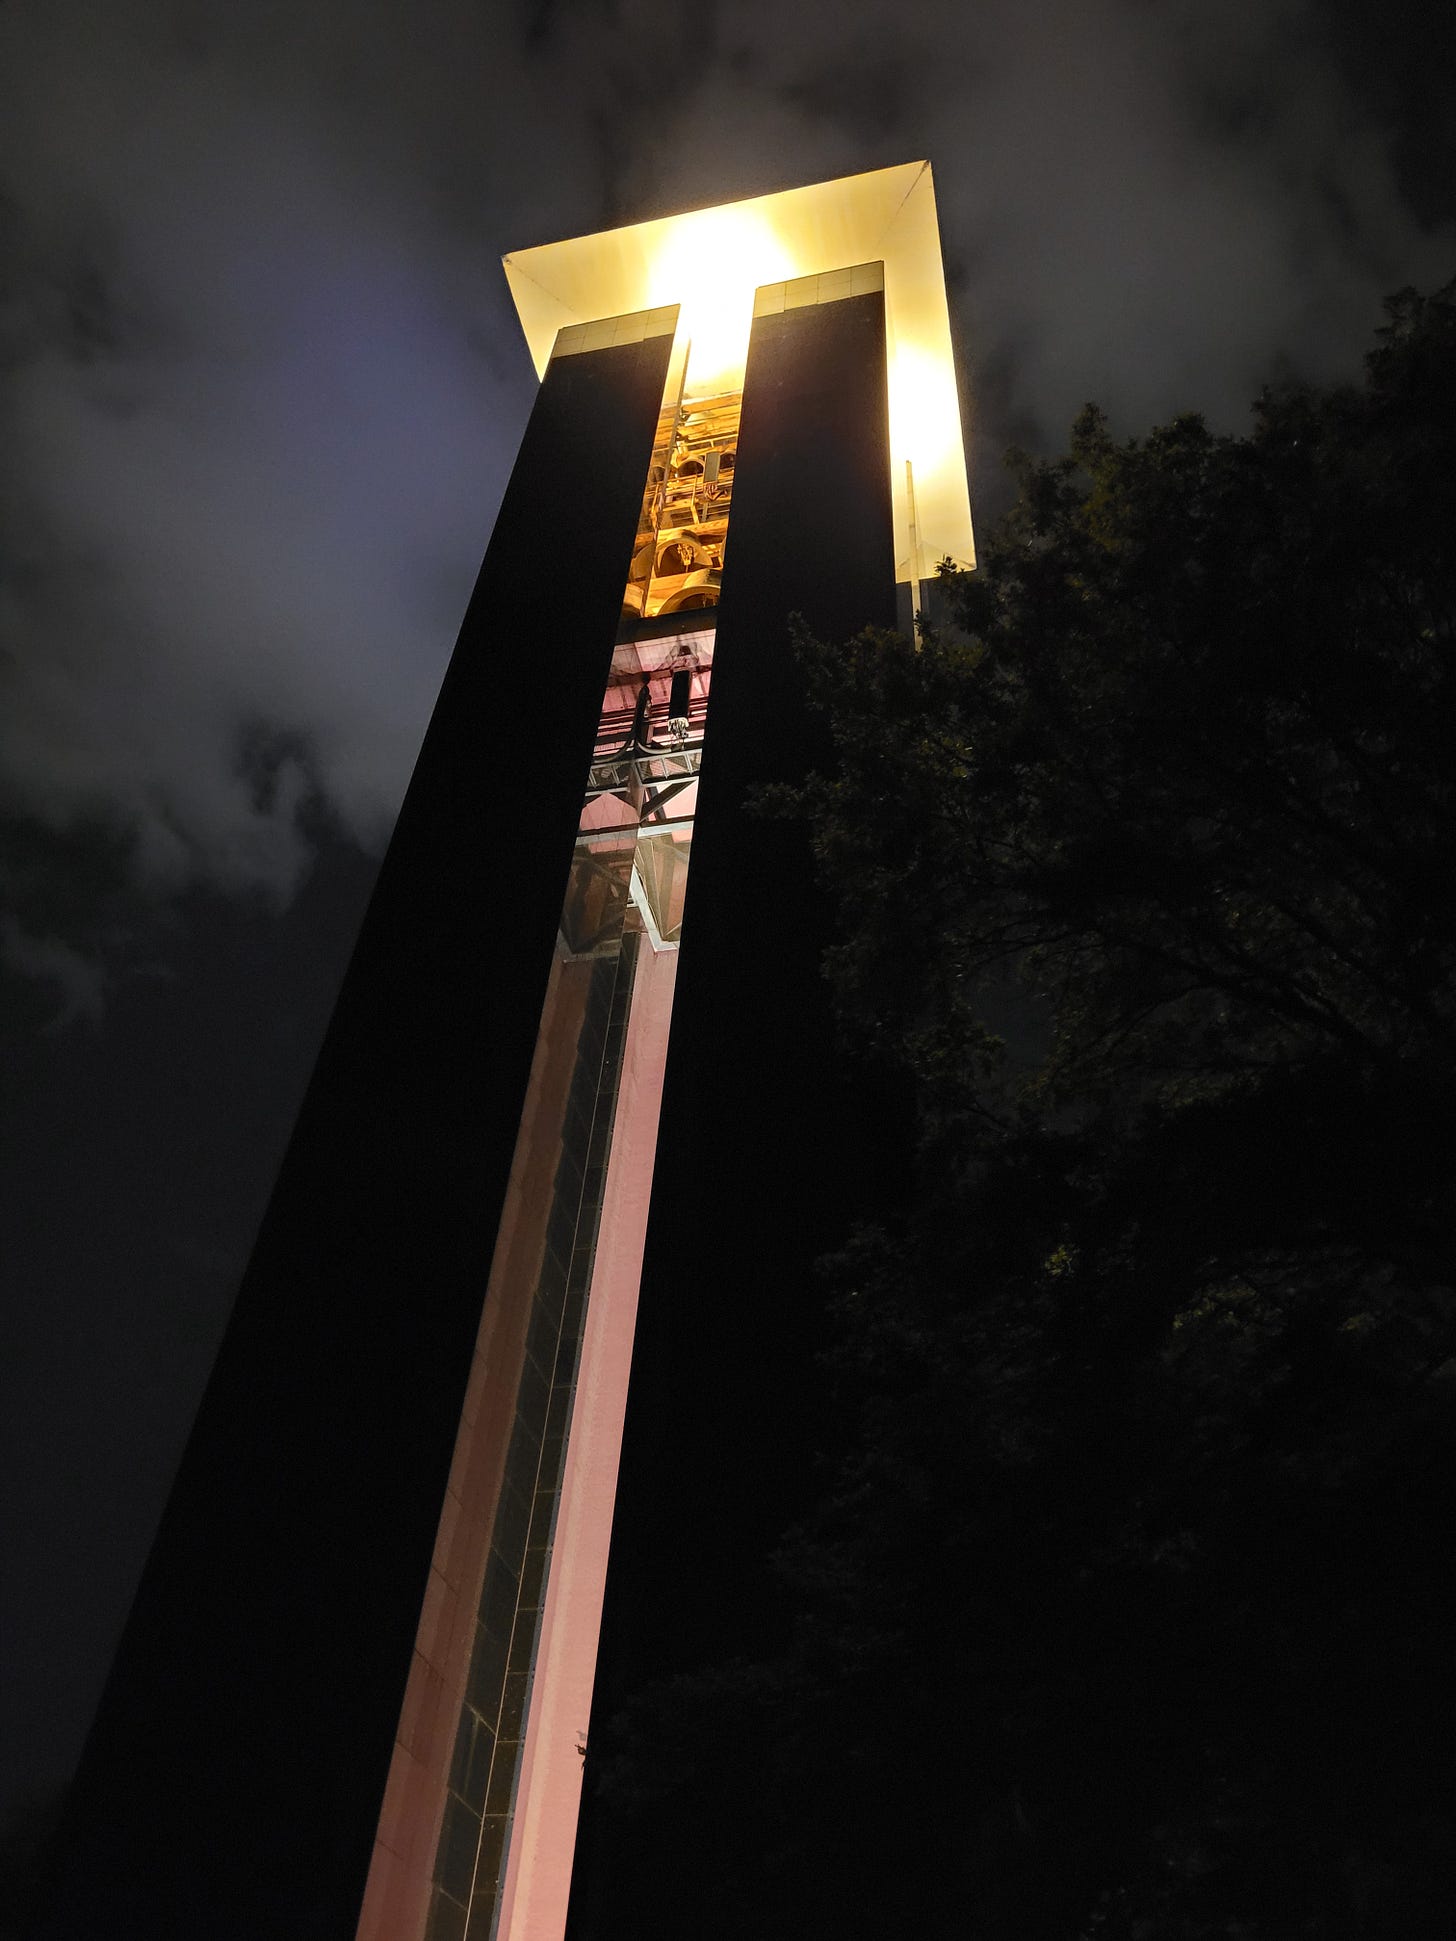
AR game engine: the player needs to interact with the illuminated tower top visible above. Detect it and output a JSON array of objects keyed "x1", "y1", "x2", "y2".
[{"x1": 502, "y1": 160, "x2": 974, "y2": 589}]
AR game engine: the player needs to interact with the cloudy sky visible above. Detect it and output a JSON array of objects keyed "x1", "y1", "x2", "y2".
[{"x1": 2, "y1": 0, "x2": 1452, "y2": 1819}]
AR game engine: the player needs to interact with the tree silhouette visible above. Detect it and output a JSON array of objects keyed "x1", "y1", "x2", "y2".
[{"x1": 573, "y1": 284, "x2": 1456, "y2": 1941}]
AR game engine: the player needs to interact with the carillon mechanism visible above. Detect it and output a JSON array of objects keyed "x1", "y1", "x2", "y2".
[
  {"x1": 559, "y1": 632, "x2": 712, "y2": 959},
  {"x1": 622, "y1": 390, "x2": 740, "y2": 622}
]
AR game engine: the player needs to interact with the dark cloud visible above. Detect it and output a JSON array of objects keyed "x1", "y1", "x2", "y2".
[
  {"x1": 1, "y1": 0, "x2": 1450, "y2": 921},
  {"x1": 782, "y1": 39, "x2": 919, "y2": 139}
]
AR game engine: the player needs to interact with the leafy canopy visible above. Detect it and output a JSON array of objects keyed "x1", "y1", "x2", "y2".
[{"x1": 588, "y1": 284, "x2": 1456, "y2": 1941}]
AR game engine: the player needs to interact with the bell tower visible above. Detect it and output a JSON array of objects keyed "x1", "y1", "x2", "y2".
[{"x1": 40, "y1": 163, "x2": 971, "y2": 1941}]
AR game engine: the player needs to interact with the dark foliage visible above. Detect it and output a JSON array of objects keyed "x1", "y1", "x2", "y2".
[{"x1": 579, "y1": 284, "x2": 1456, "y2": 1939}]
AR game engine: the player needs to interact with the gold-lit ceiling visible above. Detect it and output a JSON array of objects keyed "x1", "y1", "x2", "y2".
[{"x1": 502, "y1": 162, "x2": 974, "y2": 582}]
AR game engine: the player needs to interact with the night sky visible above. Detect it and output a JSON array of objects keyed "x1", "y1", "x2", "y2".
[{"x1": 3, "y1": 0, "x2": 1454, "y2": 1830}]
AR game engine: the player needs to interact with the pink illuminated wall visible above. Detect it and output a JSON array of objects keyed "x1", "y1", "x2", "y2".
[
  {"x1": 495, "y1": 942, "x2": 679, "y2": 1939},
  {"x1": 356, "y1": 622, "x2": 712, "y2": 1941},
  {"x1": 354, "y1": 941, "x2": 679, "y2": 1941},
  {"x1": 354, "y1": 953, "x2": 595, "y2": 1941}
]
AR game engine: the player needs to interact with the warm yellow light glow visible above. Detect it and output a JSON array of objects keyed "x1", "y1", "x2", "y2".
[
  {"x1": 645, "y1": 206, "x2": 795, "y2": 396},
  {"x1": 890, "y1": 343, "x2": 960, "y2": 476},
  {"x1": 502, "y1": 163, "x2": 974, "y2": 575}
]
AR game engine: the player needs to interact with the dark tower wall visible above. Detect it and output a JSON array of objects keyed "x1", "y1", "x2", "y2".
[
  {"x1": 571, "y1": 270, "x2": 903, "y2": 1932},
  {"x1": 39, "y1": 313, "x2": 677, "y2": 1941}
]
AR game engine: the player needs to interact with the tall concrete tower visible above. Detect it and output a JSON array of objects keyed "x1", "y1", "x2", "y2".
[{"x1": 41, "y1": 163, "x2": 972, "y2": 1941}]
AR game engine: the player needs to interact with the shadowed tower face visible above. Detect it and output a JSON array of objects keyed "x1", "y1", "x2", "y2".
[{"x1": 40, "y1": 165, "x2": 970, "y2": 1941}]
